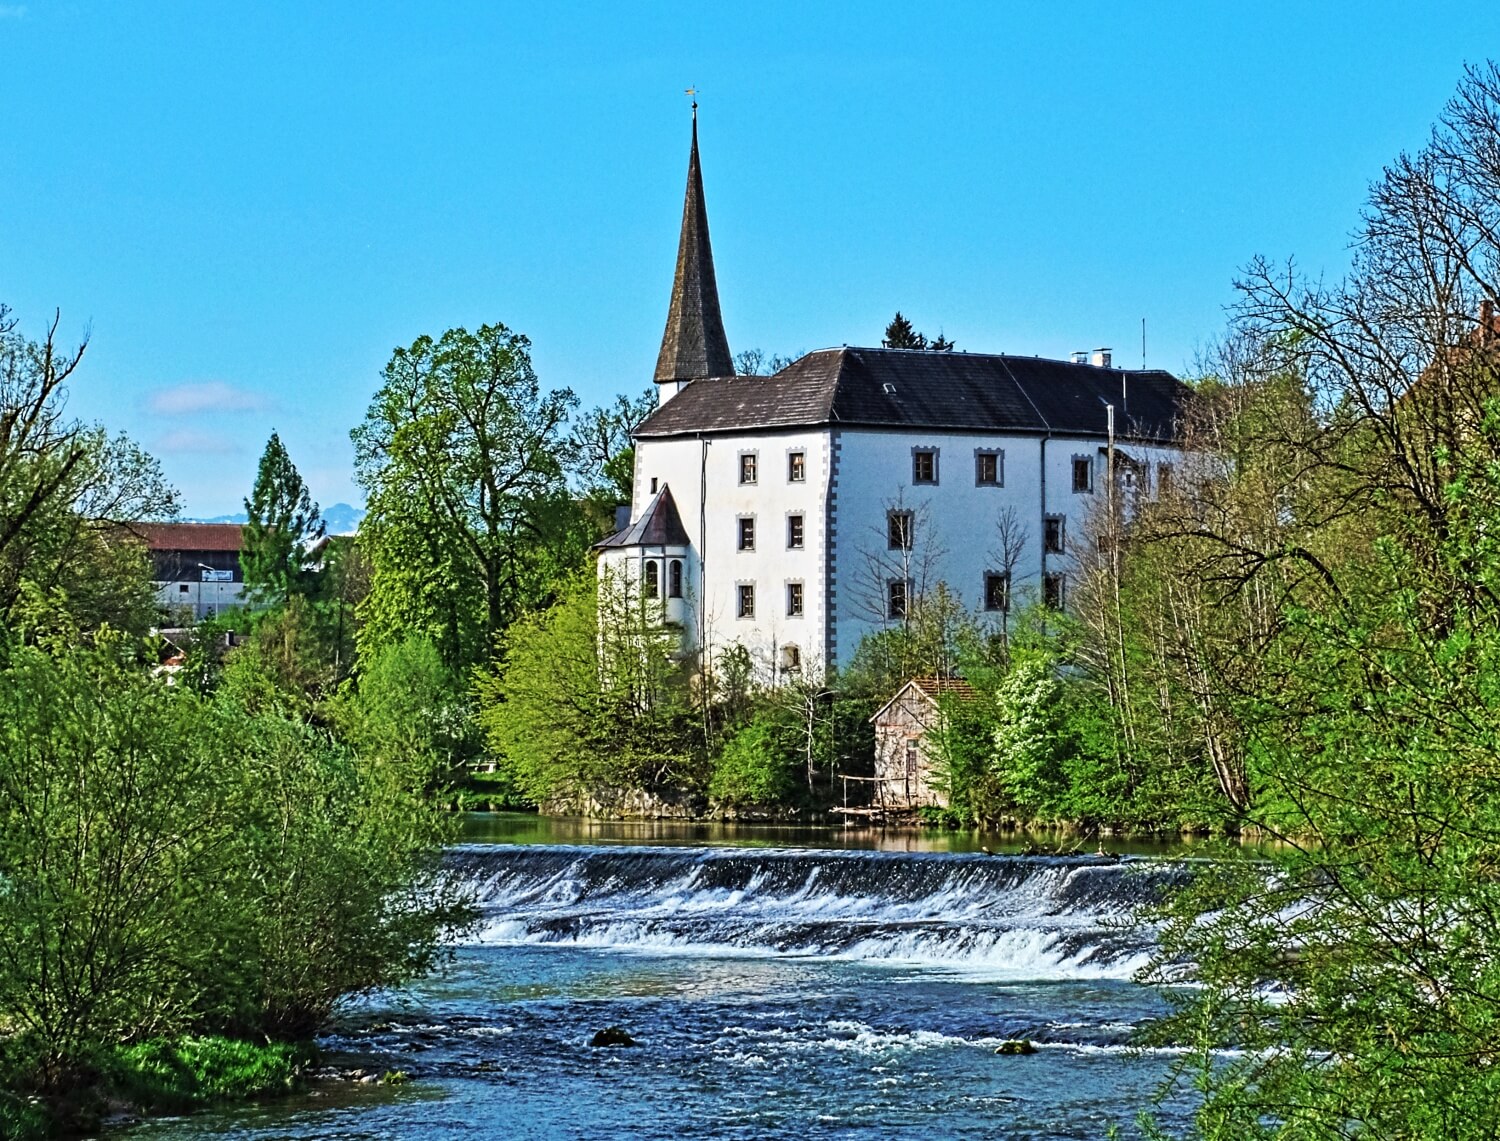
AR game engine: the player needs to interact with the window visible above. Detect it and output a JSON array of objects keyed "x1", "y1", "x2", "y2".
[
  {"x1": 179, "y1": 583, "x2": 190, "y2": 594},
  {"x1": 887, "y1": 510, "x2": 914, "y2": 550},
  {"x1": 1157, "y1": 462, "x2": 1174, "y2": 498},
  {"x1": 650, "y1": 477, "x2": 659, "y2": 494},
  {"x1": 1072, "y1": 455, "x2": 1093, "y2": 493},
  {"x1": 787, "y1": 514, "x2": 805, "y2": 549},
  {"x1": 905, "y1": 740, "x2": 919, "y2": 779},
  {"x1": 984, "y1": 571, "x2": 1010, "y2": 612},
  {"x1": 788, "y1": 451, "x2": 806, "y2": 482},
  {"x1": 1043, "y1": 573, "x2": 1066, "y2": 610},
  {"x1": 975, "y1": 449, "x2": 1003, "y2": 486},
  {"x1": 912, "y1": 448, "x2": 938, "y2": 484},
  {"x1": 739, "y1": 452, "x2": 758, "y2": 484},
  {"x1": 786, "y1": 582, "x2": 804, "y2": 617},
  {"x1": 737, "y1": 584, "x2": 756, "y2": 618},
  {"x1": 643, "y1": 559, "x2": 660, "y2": 597},
  {"x1": 781, "y1": 643, "x2": 802, "y2": 672},
  {"x1": 887, "y1": 579, "x2": 909, "y2": 619},
  {"x1": 668, "y1": 559, "x2": 683, "y2": 599},
  {"x1": 738, "y1": 516, "x2": 756, "y2": 551},
  {"x1": 1044, "y1": 515, "x2": 1065, "y2": 554}
]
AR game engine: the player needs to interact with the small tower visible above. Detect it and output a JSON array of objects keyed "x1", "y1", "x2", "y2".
[{"x1": 654, "y1": 104, "x2": 733, "y2": 404}]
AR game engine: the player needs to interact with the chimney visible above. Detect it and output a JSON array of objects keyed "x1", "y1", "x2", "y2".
[
  {"x1": 1071, "y1": 351, "x2": 1088, "y2": 364},
  {"x1": 1091, "y1": 347, "x2": 1113, "y2": 368}
]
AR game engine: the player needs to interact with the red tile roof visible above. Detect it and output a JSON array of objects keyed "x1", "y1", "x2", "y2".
[{"x1": 130, "y1": 522, "x2": 245, "y2": 552}]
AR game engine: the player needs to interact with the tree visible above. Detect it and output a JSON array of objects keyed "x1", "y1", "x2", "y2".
[
  {"x1": 476, "y1": 569, "x2": 700, "y2": 808},
  {"x1": 1128, "y1": 63, "x2": 1500, "y2": 1138},
  {"x1": 241, "y1": 432, "x2": 325, "y2": 607},
  {"x1": 0, "y1": 307, "x2": 178, "y2": 634},
  {"x1": 567, "y1": 387, "x2": 656, "y2": 536},
  {"x1": 881, "y1": 312, "x2": 956, "y2": 351},
  {"x1": 352, "y1": 322, "x2": 584, "y2": 672},
  {"x1": 733, "y1": 348, "x2": 796, "y2": 375}
]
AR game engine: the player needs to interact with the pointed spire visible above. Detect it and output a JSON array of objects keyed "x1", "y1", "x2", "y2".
[{"x1": 654, "y1": 108, "x2": 733, "y2": 385}]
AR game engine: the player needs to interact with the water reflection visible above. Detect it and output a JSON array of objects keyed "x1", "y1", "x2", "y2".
[{"x1": 459, "y1": 811, "x2": 1228, "y2": 857}]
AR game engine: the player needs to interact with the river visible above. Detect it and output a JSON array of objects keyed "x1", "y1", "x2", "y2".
[{"x1": 122, "y1": 814, "x2": 1202, "y2": 1140}]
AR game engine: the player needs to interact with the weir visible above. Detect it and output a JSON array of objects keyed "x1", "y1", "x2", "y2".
[{"x1": 446, "y1": 844, "x2": 1182, "y2": 980}]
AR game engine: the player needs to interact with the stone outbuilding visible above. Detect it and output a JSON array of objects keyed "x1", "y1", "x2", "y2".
[{"x1": 869, "y1": 678, "x2": 978, "y2": 810}]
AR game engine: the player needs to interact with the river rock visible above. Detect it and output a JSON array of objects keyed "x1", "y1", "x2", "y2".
[
  {"x1": 995, "y1": 1039, "x2": 1038, "y2": 1056},
  {"x1": 589, "y1": 1026, "x2": 637, "y2": 1048}
]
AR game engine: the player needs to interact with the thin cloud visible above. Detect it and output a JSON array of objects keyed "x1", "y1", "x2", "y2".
[
  {"x1": 147, "y1": 380, "x2": 269, "y2": 416},
  {"x1": 154, "y1": 428, "x2": 240, "y2": 456}
]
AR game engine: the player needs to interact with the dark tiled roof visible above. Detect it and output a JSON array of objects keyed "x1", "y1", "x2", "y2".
[
  {"x1": 636, "y1": 347, "x2": 1190, "y2": 443},
  {"x1": 594, "y1": 486, "x2": 691, "y2": 549},
  {"x1": 129, "y1": 522, "x2": 245, "y2": 552},
  {"x1": 654, "y1": 114, "x2": 733, "y2": 384}
]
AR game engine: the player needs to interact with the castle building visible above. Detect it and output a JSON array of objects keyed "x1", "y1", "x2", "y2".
[{"x1": 597, "y1": 113, "x2": 1193, "y2": 680}]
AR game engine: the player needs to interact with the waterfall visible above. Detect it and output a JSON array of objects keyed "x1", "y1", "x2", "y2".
[{"x1": 446, "y1": 845, "x2": 1179, "y2": 981}]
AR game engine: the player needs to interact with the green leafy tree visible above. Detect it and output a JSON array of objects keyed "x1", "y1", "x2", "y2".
[
  {"x1": 476, "y1": 569, "x2": 700, "y2": 807},
  {"x1": 0, "y1": 307, "x2": 178, "y2": 634},
  {"x1": 241, "y1": 432, "x2": 325, "y2": 607},
  {"x1": 0, "y1": 625, "x2": 469, "y2": 1117},
  {"x1": 352, "y1": 322, "x2": 584, "y2": 672}
]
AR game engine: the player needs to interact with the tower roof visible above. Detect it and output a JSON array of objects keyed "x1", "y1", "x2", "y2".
[
  {"x1": 594, "y1": 485, "x2": 691, "y2": 549},
  {"x1": 654, "y1": 110, "x2": 733, "y2": 384}
]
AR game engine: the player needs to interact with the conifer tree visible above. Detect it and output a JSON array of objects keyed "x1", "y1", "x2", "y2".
[
  {"x1": 882, "y1": 311, "x2": 926, "y2": 349},
  {"x1": 242, "y1": 431, "x2": 325, "y2": 606}
]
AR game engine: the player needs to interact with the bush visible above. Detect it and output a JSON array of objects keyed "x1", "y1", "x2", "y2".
[
  {"x1": 0, "y1": 630, "x2": 472, "y2": 1106},
  {"x1": 103, "y1": 1037, "x2": 306, "y2": 1112},
  {"x1": 709, "y1": 711, "x2": 802, "y2": 807}
]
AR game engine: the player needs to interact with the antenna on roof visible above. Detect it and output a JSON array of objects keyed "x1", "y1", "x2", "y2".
[{"x1": 1141, "y1": 317, "x2": 1146, "y2": 371}]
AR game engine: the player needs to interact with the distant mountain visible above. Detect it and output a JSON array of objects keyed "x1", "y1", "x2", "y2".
[
  {"x1": 186, "y1": 502, "x2": 366, "y2": 536},
  {"x1": 321, "y1": 503, "x2": 366, "y2": 535}
]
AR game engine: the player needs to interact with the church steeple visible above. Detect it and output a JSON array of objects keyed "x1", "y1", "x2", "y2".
[{"x1": 654, "y1": 106, "x2": 733, "y2": 389}]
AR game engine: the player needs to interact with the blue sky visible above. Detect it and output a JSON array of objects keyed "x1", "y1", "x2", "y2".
[{"x1": 2, "y1": 2, "x2": 1495, "y2": 516}]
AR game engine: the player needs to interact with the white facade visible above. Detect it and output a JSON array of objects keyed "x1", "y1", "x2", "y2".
[{"x1": 607, "y1": 415, "x2": 1183, "y2": 682}]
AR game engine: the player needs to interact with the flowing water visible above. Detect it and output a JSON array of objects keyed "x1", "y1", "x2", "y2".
[{"x1": 123, "y1": 817, "x2": 1202, "y2": 1140}]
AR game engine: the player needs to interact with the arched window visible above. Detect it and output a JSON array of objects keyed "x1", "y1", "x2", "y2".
[
  {"x1": 643, "y1": 560, "x2": 660, "y2": 597},
  {"x1": 668, "y1": 559, "x2": 683, "y2": 598}
]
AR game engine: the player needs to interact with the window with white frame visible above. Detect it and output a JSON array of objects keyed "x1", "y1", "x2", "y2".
[
  {"x1": 887, "y1": 510, "x2": 914, "y2": 551},
  {"x1": 975, "y1": 449, "x2": 1003, "y2": 486},
  {"x1": 787, "y1": 514, "x2": 804, "y2": 549},
  {"x1": 739, "y1": 452, "x2": 758, "y2": 484},
  {"x1": 912, "y1": 448, "x2": 938, "y2": 484},
  {"x1": 788, "y1": 451, "x2": 806, "y2": 482},
  {"x1": 887, "y1": 579, "x2": 910, "y2": 619}
]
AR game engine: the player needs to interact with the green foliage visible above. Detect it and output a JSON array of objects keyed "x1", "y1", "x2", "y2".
[
  {"x1": 102, "y1": 1036, "x2": 305, "y2": 1112},
  {"x1": 331, "y1": 633, "x2": 475, "y2": 777},
  {"x1": 0, "y1": 627, "x2": 471, "y2": 1108},
  {"x1": 478, "y1": 570, "x2": 701, "y2": 805},
  {"x1": 710, "y1": 708, "x2": 802, "y2": 807},
  {"x1": 352, "y1": 321, "x2": 586, "y2": 673},
  {"x1": 242, "y1": 431, "x2": 325, "y2": 607}
]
